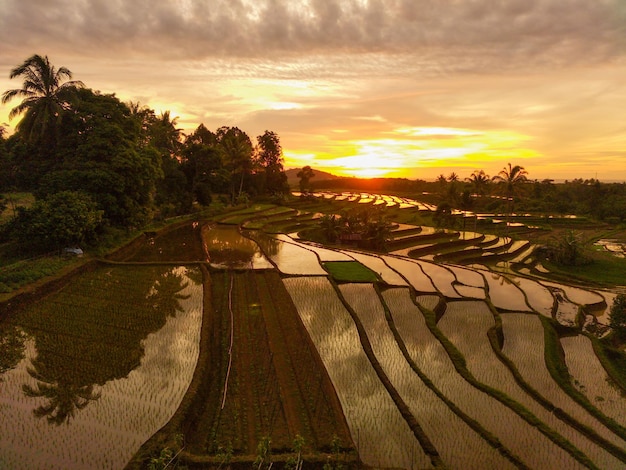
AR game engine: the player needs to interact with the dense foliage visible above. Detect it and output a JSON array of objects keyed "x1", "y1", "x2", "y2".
[
  {"x1": 610, "y1": 294, "x2": 626, "y2": 339},
  {"x1": 0, "y1": 54, "x2": 289, "y2": 253}
]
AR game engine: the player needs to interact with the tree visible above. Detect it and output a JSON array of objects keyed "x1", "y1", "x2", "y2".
[
  {"x1": 256, "y1": 130, "x2": 288, "y2": 195},
  {"x1": 492, "y1": 163, "x2": 528, "y2": 231},
  {"x1": 297, "y1": 166, "x2": 315, "y2": 193},
  {"x1": 38, "y1": 88, "x2": 163, "y2": 228},
  {"x1": 1, "y1": 54, "x2": 84, "y2": 144},
  {"x1": 610, "y1": 294, "x2": 626, "y2": 339},
  {"x1": 216, "y1": 126, "x2": 253, "y2": 202},
  {"x1": 11, "y1": 191, "x2": 103, "y2": 252},
  {"x1": 465, "y1": 169, "x2": 490, "y2": 196}
]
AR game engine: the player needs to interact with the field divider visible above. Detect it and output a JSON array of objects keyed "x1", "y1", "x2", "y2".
[
  {"x1": 328, "y1": 279, "x2": 445, "y2": 468},
  {"x1": 412, "y1": 292, "x2": 609, "y2": 468},
  {"x1": 485, "y1": 312, "x2": 626, "y2": 464},
  {"x1": 540, "y1": 316, "x2": 626, "y2": 443},
  {"x1": 221, "y1": 273, "x2": 235, "y2": 410},
  {"x1": 374, "y1": 285, "x2": 531, "y2": 470}
]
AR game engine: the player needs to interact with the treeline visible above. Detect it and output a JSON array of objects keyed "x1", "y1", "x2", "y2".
[
  {"x1": 0, "y1": 55, "x2": 288, "y2": 252},
  {"x1": 310, "y1": 174, "x2": 626, "y2": 222}
]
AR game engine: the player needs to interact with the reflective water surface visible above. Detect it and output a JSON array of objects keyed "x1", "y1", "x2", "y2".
[{"x1": 0, "y1": 265, "x2": 202, "y2": 469}]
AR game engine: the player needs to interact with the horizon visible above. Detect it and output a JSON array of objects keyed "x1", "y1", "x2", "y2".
[{"x1": 2, "y1": 1, "x2": 626, "y2": 182}]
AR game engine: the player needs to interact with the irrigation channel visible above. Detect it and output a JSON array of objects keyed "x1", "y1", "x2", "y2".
[{"x1": 1, "y1": 214, "x2": 625, "y2": 469}]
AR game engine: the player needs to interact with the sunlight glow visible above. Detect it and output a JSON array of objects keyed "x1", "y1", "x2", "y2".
[{"x1": 286, "y1": 126, "x2": 539, "y2": 179}]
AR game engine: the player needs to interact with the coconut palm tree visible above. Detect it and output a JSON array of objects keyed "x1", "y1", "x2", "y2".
[
  {"x1": 465, "y1": 169, "x2": 490, "y2": 196},
  {"x1": 1, "y1": 54, "x2": 84, "y2": 143},
  {"x1": 492, "y1": 163, "x2": 528, "y2": 232}
]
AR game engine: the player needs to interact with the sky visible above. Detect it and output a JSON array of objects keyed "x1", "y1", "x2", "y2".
[{"x1": 1, "y1": 0, "x2": 626, "y2": 181}]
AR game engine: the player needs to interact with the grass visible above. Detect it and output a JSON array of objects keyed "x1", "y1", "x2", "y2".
[
  {"x1": 591, "y1": 339, "x2": 626, "y2": 396},
  {"x1": 0, "y1": 192, "x2": 35, "y2": 223},
  {"x1": 540, "y1": 316, "x2": 626, "y2": 442},
  {"x1": 322, "y1": 261, "x2": 379, "y2": 282},
  {"x1": 544, "y1": 253, "x2": 626, "y2": 287},
  {"x1": 0, "y1": 255, "x2": 79, "y2": 296}
]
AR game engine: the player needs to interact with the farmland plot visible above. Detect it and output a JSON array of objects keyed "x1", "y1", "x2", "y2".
[
  {"x1": 484, "y1": 272, "x2": 531, "y2": 311},
  {"x1": 382, "y1": 255, "x2": 437, "y2": 293},
  {"x1": 501, "y1": 314, "x2": 626, "y2": 450},
  {"x1": 446, "y1": 264, "x2": 486, "y2": 288},
  {"x1": 562, "y1": 335, "x2": 626, "y2": 428},
  {"x1": 438, "y1": 301, "x2": 625, "y2": 470},
  {"x1": 341, "y1": 250, "x2": 408, "y2": 286},
  {"x1": 378, "y1": 289, "x2": 583, "y2": 469},
  {"x1": 275, "y1": 234, "x2": 354, "y2": 262},
  {"x1": 248, "y1": 231, "x2": 327, "y2": 275},
  {"x1": 283, "y1": 277, "x2": 428, "y2": 469},
  {"x1": 184, "y1": 271, "x2": 351, "y2": 457},
  {"x1": 203, "y1": 224, "x2": 273, "y2": 269},
  {"x1": 509, "y1": 276, "x2": 554, "y2": 317},
  {"x1": 342, "y1": 285, "x2": 520, "y2": 469},
  {"x1": 0, "y1": 266, "x2": 202, "y2": 470},
  {"x1": 416, "y1": 261, "x2": 462, "y2": 298},
  {"x1": 541, "y1": 282, "x2": 606, "y2": 309}
]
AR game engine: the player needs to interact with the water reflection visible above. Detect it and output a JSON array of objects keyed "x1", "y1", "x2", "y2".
[
  {"x1": 14, "y1": 265, "x2": 191, "y2": 425},
  {"x1": 203, "y1": 224, "x2": 274, "y2": 269},
  {"x1": 0, "y1": 324, "x2": 26, "y2": 377}
]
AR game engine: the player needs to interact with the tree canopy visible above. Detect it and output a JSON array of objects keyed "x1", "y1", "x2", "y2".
[{"x1": 1, "y1": 54, "x2": 288, "y2": 252}]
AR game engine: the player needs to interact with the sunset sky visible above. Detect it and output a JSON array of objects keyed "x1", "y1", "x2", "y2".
[{"x1": 1, "y1": 0, "x2": 625, "y2": 181}]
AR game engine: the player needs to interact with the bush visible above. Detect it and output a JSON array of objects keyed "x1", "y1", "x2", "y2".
[
  {"x1": 609, "y1": 294, "x2": 626, "y2": 338},
  {"x1": 9, "y1": 191, "x2": 103, "y2": 252}
]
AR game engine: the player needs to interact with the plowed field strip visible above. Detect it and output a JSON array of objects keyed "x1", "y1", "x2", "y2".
[{"x1": 257, "y1": 271, "x2": 352, "y2": 449}]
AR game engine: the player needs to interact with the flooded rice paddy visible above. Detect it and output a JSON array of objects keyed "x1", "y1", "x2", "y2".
[
  {"x1": 0, "y1": 266, "x2": 202, "y2": 469},
  {"x1": 1, "y1": 211, "x2": 624, "y2": 469}
]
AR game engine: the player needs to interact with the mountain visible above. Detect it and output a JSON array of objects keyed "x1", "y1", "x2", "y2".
[{"x1": 285, "y1": 167, "x2": 340, "y2": 187}]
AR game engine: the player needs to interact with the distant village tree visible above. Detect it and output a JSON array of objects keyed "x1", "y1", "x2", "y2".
[{"x1": 297, "y1": 165, "x2": 315, "y2": 193}]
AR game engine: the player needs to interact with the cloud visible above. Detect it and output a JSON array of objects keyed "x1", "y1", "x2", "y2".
[{"x1": 1, "y1": 0, "x2": 625, "y2": 72}]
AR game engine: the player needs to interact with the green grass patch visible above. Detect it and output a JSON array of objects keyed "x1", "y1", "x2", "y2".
[
  {"x1": 0, "y1": 192, "x2": 35, "y2": 223},
  {"x1": 543, "y1": 253, "x2": 626, "y2": 287},
  {"x1": 593, "y1": 339, "x2": 626, "y2": 394},
  {"x1": 540, "y1": 317, "x2": 626, "y2": 441},
  {"x1": 322, "y1": 261, "x2": 379, "y2": 283},
  {"x1": 0, "y1": 256, "x2": 76, "y2": 294}
]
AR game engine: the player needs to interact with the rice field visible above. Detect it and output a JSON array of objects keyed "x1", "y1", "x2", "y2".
[
  {"x1": 283, "y1": 277, "x2": 428, "y2": 468},
  {"x1": 501, "y1": 314, "x2": 626, "y2": 450},
  {"x1": 438, "y1": 301, "x2": 625, "y2": 469},
  {"x1": 0, "y1": 266, "x2": 203, "y2": 469},
  {"x1": 2, "y1": 208, "x2": 625, "y2": 469},
  {"x1": 562, "y1": 335, "x2": 626, "y2": 428},
  {"x1": 379, "y1": 289, "x2": 584, "y2": 469}
]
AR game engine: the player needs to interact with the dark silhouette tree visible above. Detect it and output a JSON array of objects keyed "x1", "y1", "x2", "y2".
[
  {"x1": 492, "y1": 163, "x2": 528, "y2": 232},
  {"x1": 216, "y1": 127, "x2": 253, "y2": 202},
  {"x1": 297, "y1": 166, "x2": 315, "y2": 193},
  {"x1": 1, "y1": 54, "x2": 84, "y2": 144},
  {"x1": 256, "y1": 130, "x2": 288, "y2": 195},
  {"x1": 610, "y1": 294, "x2": 626, "y2": 339},
  {"x1": 465, "y1": 170, "x2": 490, "y2": 196}
]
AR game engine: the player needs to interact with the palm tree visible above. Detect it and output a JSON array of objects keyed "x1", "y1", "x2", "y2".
[
  {"x1": 465, "y1": 170, "x2": 490, "y2": 196},
  {"x1": 1, "y1": 54, "x2": 84, "y2": 143},
  {"x1": 492, "y1": 163, "x2": 528, "y2": 232},
  {"x1": 447, "y1": 172, "x2": 459, "y2": 183}
]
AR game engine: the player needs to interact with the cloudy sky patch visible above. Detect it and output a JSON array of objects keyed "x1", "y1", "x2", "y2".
[{"x1": 1, "y1": 0, "x2": 625, "y2": 179}]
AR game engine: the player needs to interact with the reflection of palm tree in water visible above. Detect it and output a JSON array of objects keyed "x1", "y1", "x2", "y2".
[
  {"x1": 0, "y1": 324, "x2": 27, "y2": 377},
  {"x1": 23, "y1": 357, "x2": 101, "y2": 425},
  {"x1": 20, "y1": 266, "x2": 192, "y2": 425}
]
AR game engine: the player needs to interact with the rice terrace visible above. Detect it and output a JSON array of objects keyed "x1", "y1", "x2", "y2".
[{"x1": 1, "y1": 192, "x2": 626, "y2": 470}]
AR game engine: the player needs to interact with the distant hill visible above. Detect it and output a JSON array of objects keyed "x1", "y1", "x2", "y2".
[{"x1": 285, "y1": 167, "x2": 340, "y2": 187}]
